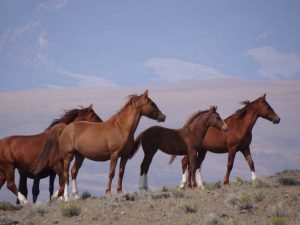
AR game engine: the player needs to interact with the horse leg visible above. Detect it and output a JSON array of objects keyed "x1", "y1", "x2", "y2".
[
  {"x1": 224, "y1": 148, "x2": 237, "y2": 186},
  {"x1": 49, "y1": 171, "x2": 56, "y2": 201},
  {"x1": 70, "y1": 153, "x2": 85, "y2": 199},
  {"x1": 5, "y1": 166, "x2": 28, "y2": 204},
  {"x1": 139, "y1": 146, "x2": 157, "y2": 190},
  {"x1": 241, "y1": 147, "x2": 256, "y2": 181},
  {"x1": 62, "y1": 153, "x2": 74, "y2": 201},
  {"x1": 17, "y1": 174, "x2": 28, "y2": 204},
  {"x1": 0, "y1": 170, "x2": 6, "y2": 190},
  {"x1": 187, "y1": 149, "x2": 197, "y2": 188},
  {"x1": 105, "y1": 152, "x2": 119, "y2": 195},
  {"x1": 195, "y1": 150, "x2": 207, "y2": 189},
  {"x1": 116, "y1": 156, "x2": 128, "y2": 194},
  {"x1": 52, "y1": 161, "x2": 64, "y2": 200},
  {"x1": 179, "y1": 155, "x2": 189, "y2": 188},
  {"x1": 32, "y1": 177, "x2": 40, "y2": 203}
]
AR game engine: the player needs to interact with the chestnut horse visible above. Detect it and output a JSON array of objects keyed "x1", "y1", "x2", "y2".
[
  {"x1": 132, "y1": 106, "x2": 228, "y2": 190},
  {"x1": 0, "y1": 105, "x2": 102, "y2": 204},
  {"x1": 17, "y1": 105, "x2": 102, "y2": 204},
  {"x1": 34, "y1": 90, "x2": 166, "y2": 200},
  {"x1": 169, "y1": 94, "x2": 280, "y2": 188}
]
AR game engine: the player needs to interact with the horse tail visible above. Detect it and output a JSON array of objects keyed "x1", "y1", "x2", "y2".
[
  {"x1": 31, "y1": 123, "x2": 66, "y2": 175},
  {"x1": 168, "y1": 155, "x2": 177, "y2": 165},
  {"x1": 129, "y1": 132, "x2": 143, "y2": 159}
]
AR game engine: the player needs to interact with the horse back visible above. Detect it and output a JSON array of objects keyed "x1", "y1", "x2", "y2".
[{"x1": 0, "y1": 133, "x2": 48, "y2": 171}]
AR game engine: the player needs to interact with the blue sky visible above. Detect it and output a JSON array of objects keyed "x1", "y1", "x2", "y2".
[{"x1": 1, "y1": 0, "x2": 300, "y2": 91}]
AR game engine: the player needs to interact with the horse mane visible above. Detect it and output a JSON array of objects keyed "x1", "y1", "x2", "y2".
[
  {"x1": 232, "y1": 100, "x2": 251, "y2": 118},
  {"x1": 183, "y1": 110, "x2": 209, "y2": 128},
  {"x1": 45, "y1": 107, "x2": 83, "y2": 130},
  {"x1": 115, "y1": 94, "x2": 140, "y2": 114}
]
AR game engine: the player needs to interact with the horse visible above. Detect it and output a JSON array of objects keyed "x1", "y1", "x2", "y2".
[
  {"x1": 131, "y1": 106, "x2": 228, "y2": 190},
  {"x1": 0, "y1": 105, "x2": 102, "y2": 204},
  {"x1": 169, "y1": 94, "x2": 280, "y2": 188},
  {"x1": 17, "y1": 104, "x2": 103, "y2": 204},
  {"x1": 32, "y1": 90, "x2": 166, "y2": 200}
]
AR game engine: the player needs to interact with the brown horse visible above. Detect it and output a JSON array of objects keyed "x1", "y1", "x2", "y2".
[
  {"x1": 18, "y1": 105, "x2": 102, "y2": 204},
  {"x1": 132, "y1": 106, "x2": 228, "y2": 190},
  {"x1": 169, "y1": 94, "x2": 280, "y2": 188},
  {"x1": 34, "y1": 90, "x2": 166, "y2": 200},
  {"x1": 0, "y1": 105, "x2": 102, "y2": 204}
]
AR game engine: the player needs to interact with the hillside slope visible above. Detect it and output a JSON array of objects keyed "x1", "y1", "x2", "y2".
[{"x1": 0, "y1": 170, "x2": 299, "y2": 225}]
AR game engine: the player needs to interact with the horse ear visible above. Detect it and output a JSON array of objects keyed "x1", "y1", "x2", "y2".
[
  {"x1": 209, "y1": 106, "x2": 216, "y2": 112},
  {"x1": 262, "y1": 93, "x2": 266, "y2": 99},
  {"x1": 88, "y1": 104, "x2": 93, "y2": 109},
  {"x1": 142, "y1": 90, "x2": 149, "y2": 100}
]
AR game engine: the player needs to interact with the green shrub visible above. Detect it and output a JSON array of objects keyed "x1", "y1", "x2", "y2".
[
  {"x1": 0, "y1": 216, "x2": 20, "y2": 225},
  {"x1": 235, "y1": 176, "x2": 245, "y2": 186},
  {"x1": 122, "y1": 192, "x2": 139, "y2": 201},
  {"x1": 33, "y1": 203, "x2": 47, "y2": 216},
  {"x1": 225, "y1": 193, "x2": 239, "y2": 206},
  {"x1": 205, "y1": 213, "x2": 221, "y2": 225},
  {"x1": 0, "y1": 201, "x2": 15, "y2": 211},
  {"x1": 81, "y1": 191, "x2": 91, "y2": 200},
  {"x1": 253, "y1": 179, "x2": 269, "y2": 188},
  {"x1": 150, "y1": 189, "x2": 170, "y2": 200},
  {"x1": 166, "y1": 187, "x2": 185, "y2": 198},
  {"x1": 270, "y1": 216, "x2": 286, "y2": 225},
  {"x1": 270, "y1": 203, "x2": 287, "y2": 217},
  {"x1": 251, "y1": 189, "x2": 265, "y2": 202},
  {"x1": 238, "y1": 194, "x2": 252, "y2": 210},
  {"x1": 205, "y1": 181, "x2": 222, "y2": 190},
  {"x1": 177, "y1": 200, "x2": 198, "y2": 214},
  {"x1": 61, "y1": 201, "x2": 81, "y2": 217},
  {"x1": 278, "y1": 177, "x2": 300, "y2": 186},
  {"x1": 225, "y1": 193, "x2": 252, "y2": 209}
]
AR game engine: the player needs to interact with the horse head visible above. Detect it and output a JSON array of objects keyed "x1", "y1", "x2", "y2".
[
  {"x1": 134, "y1": 90, "x2": 166, "y2": 122},
  {"x1": 207, "y1": 106, "x2": 228, "y2": 132},
  {"x1": 257, "y1": 94, "x2": 280, "y2": 124}
]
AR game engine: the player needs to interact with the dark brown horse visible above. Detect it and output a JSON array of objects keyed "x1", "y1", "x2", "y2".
[
  {"x1": 33, "y1": 90, "x2": 166, "y2": 200},
  {"x1": 0, "y1": 105, "x2": 102, "y2": 204},
  {"x1": 169, "y1": 94, "x2": 280, "y2": 188},
  {"x1": 132, "y1": 106, "x2": 228, "y2": 190}
]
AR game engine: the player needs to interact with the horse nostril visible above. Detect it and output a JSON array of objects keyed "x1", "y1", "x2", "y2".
[
  {"x1": 221, "y1": 123, "x2": 228, "y2": 132},
  {"x1": 158, "y1": 114, "x2": 166, "y2": 122}
]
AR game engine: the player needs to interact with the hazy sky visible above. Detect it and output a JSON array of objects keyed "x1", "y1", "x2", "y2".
[{"x1": 1, "y1": 0, "x2": 300, "y2": 91}]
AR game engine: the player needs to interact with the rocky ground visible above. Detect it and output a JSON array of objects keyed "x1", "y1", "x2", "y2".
[{"x1": 0, "y1": 170, "x2": 299, "y2": 225}]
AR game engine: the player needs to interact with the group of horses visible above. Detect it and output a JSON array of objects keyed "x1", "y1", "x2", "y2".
[{"x1": 0, "y1": 90, "x2": 280, "y2": 204}]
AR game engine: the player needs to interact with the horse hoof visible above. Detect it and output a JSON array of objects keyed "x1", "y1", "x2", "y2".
[
  {"x1": 73, "y1": 194, "x2": 80, "y2": 200},
  {"x1": 179, "y1": 183, "x2": 186, "y2": 189},
  {"x1": 197, "y1": 185, "x2": 205, "y2": 190},
  {"x1": 21, "y1": 199, "x2": 29, "y2": 205},
  {"x1": 51, "y1": 196, "x2": 58, "y2": 201}
]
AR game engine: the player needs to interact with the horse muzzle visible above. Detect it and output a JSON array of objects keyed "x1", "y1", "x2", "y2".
[
  {"x1": 273, "y1": 116, "x2": 281, "y2": 124},
  {"x1": 157, "y1": 113, "x2": 166, "y2": 122},
  {"x1": 221, "y1": 122, "x2": 229, "y2": 132}
]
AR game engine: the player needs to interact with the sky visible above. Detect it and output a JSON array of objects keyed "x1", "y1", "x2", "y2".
[{"x1": 1, "y1": 0, "x2": 300, "y2": 91}]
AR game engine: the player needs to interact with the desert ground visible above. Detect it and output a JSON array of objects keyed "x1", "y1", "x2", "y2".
[{"x1": 0, "y1": 169, "x2": 299, "y2": 225}]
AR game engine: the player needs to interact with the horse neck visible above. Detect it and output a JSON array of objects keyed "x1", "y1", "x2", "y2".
[
  {"x1": 188, "y1": 113, "x2": 211, "y2": 144},
  {"x1": 112, "y1": 105, "x2": 142, "y2": 138},
  {"x1": 235, "y1": 106, "x2": 258, "y2": 138}
]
